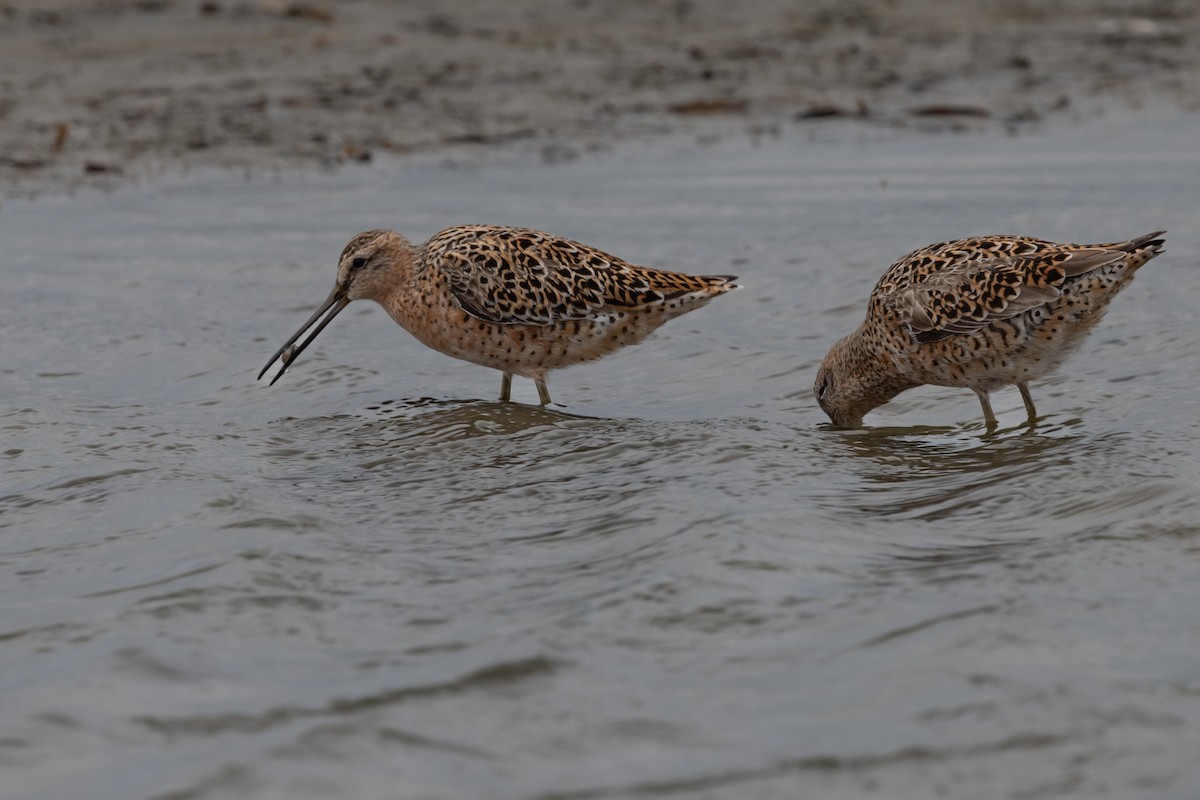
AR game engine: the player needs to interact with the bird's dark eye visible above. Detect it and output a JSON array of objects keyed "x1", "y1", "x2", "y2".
[{"x1": 350, "y1": 256, "x2": 368, "y2": 270}]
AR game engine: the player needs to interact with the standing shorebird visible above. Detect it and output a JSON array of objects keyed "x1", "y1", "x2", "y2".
[
  {"x1": 814, "y1": 231, "x2": 1166, "y2": 429},
  {"x1": 259, "y1": 225, "x2": 739, "y2": 404}
]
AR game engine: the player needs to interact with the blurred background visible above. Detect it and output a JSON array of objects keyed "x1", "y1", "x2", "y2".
[{"x1": 2, "y1": 0, "x2": 1197, "y2": 194}]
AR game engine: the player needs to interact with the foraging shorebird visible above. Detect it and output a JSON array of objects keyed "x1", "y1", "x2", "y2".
[
  {"x1": 814, "y1": 231, "x2": 1166, "y2": 429},
  {"x1": 260, "y1": 225, "x2": 739, "y2": 404}
]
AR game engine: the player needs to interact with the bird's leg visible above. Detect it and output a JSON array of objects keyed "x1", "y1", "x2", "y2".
[
  {"x1": 499, "y1": 372, "x2": 513, "y2": 402},
  {"x1": 535, "y1": 379, "x2": 552, "y2": 406},
  {"x1": 1017, "y1": 382, "x2": 1038, "y2": 425},
  {"x1": 972, "y1": 388, "x2": 998, "y2": 430}
]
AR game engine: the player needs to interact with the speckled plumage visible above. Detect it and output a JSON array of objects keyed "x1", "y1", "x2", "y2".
[
  {"x1": 814, "y1": 231, "x2": 1166, "y2": 428},
  {"x1": 260, "y1": 225, "x2": 739, "y2": 403}
]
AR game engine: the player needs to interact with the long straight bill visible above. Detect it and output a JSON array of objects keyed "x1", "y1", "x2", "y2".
[{"x1": 258, "y1": 287, "x2": 351, "y2": 385}]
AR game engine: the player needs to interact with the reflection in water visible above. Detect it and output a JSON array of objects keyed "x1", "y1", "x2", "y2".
[
  {"x1": 820, "y1": 421, "x2": 1090, "y2": 521},
  {"x1": 803, "y1": 419, "x2": 1196, "y2": 594},
  {"x1": 361, "y1": 397, "x2": 596, "y2": 447},
  {"x1": 3, "y1": 121, "x2": 1200, "y2": 800}
]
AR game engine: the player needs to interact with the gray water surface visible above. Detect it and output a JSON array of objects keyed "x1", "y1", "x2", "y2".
[{"x1": 3, "y1": 117, "x2": 1200, "y2": 799}]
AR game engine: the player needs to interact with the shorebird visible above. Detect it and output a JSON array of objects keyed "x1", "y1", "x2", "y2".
[
  {"x1": 259, "y1": 225, "x2": 739, "y2": 404},
  {"x1": 814, "y1": 231, "x2": 1166, "y2": 429}
]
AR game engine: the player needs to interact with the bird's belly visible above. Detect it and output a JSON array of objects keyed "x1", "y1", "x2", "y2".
[
  {"x1": 390, "y1": 301, "x2": 672, "y2": 378},
  {"x1": 906, "y1": 311, "x2": 1100, "y2": 390}
]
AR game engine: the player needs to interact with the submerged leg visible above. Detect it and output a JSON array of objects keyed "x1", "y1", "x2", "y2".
[
  {"x1": 499, "y1": 372, "x2": 513, "y2": 402},
  {"x1": 1017, "y1": 382, "x2": 1038, "y2": 424},
  {"x1": 972, "y1": 387, "x2": 998, "y2": 429},
  {"x1": 535, "y1": 378, "x2": 552, "y2": 406}
]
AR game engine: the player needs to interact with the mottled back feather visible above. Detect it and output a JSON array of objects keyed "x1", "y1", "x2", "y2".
[
  {"x1": 425, "y1": 226, "x2": 736, "y2": 326},
  {"x1": 876, "y1": 233, "x2": 1163, "y2": 343}
]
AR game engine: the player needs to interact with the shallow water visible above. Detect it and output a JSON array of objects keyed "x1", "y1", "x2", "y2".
[{"x1": 3, "y1": 117, "x2": 1200, "y2": 800}]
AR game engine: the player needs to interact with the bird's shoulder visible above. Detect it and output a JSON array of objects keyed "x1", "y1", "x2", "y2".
[
  {"x1": 871, "y1": 235, "x2": 1117, "y2": 342},
  {"x1": 422, "y1": 225, "x2": 719, "y2": 325}
]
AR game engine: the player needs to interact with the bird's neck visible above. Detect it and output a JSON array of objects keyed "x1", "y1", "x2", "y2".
[
  {"x1": 373, "y1": 245, "x2": 434, "y2": 334},
  {"x1": 360, "y1": 243, "x2": 422, "y2": 305},
  {"x1": 840, "y1": 327, "x2": 919, "y2": 411}
]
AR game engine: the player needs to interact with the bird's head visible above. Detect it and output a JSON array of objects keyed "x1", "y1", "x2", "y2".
[{"x1": 258, "y1": 229, "x2": 415, "y2": 385}]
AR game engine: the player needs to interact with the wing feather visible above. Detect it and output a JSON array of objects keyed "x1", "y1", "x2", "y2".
[
  {"x1": 429, "y1": 227, "x2": 727, "y2": 326},
  {"x1": 882, "y1": 240, "x2": 1128, "y2": 343}
]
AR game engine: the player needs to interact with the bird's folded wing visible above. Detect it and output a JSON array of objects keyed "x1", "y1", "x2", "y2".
[
  {"x1": 890, "y1": 247, "x2": 1123, "y2": 343},
  {"x1": 437, "y1": 231, "x2": 675, "y2": 325}
]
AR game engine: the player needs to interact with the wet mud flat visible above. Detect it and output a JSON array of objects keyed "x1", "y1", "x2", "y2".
[{"x1": 2, "y1": 0, "x2": 1199, "y2": 196}]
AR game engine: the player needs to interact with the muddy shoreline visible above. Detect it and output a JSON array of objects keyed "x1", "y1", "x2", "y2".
[{"x1": 2, "y1": 0, "x2": 1197, "y2": 197}]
